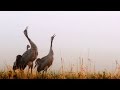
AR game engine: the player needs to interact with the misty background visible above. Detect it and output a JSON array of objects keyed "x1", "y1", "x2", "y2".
[{"x1": 0, "y1": 11, "x2": 120, "y2": 72}]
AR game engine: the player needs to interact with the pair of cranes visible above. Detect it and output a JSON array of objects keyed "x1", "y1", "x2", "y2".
[{"x1": 13, "y1": 27, "x2": 56, "y2": 74}]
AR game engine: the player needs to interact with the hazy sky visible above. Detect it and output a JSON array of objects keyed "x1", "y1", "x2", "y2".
[{"x1": 0, "y1": 11, "x2": 120, "y2": 72}]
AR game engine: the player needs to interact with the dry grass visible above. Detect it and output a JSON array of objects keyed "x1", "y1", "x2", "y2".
[
  {"x1": 0, "y1": 69, "x2": 119, "y2": 79},
  {"x1": 1, "y1": 57, "x2": 120, "y2": 79}
]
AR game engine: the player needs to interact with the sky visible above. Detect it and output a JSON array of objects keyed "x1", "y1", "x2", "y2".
[{"x1": 0, "y1": 11, "x2": 120, "y2": 72}]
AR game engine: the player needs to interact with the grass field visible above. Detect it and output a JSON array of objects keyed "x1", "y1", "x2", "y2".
[
  {"x1": 0, "y1": 68, "x2": 120, "y2": 79},
  {"x1": 0, "y1": 67, "x2": 119, "y2": 79},
  {"x1": 1, "y1": 59, "x2": 120, "y2": 79}
]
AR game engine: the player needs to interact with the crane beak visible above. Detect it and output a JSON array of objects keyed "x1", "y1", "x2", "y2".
[
  {"x1": 25, "y1": 26, "x2": 28, "y2": 30},
  {"x1": 52, "y1": 34, "x2": 56, "y2": 39}
]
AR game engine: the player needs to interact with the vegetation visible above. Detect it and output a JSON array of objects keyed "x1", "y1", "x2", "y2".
[
  {"x1": 0, "y1": 68, "x2": 119, "y2": 79},
  {"x1": 1, "y1": 57, "x2": 120, "y2": 79}
]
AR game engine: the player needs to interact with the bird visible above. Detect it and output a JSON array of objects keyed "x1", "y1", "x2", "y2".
[
  {"x1": 20, "y1": 26, "x2": 38, "y2": 74},
  {"x1": 34, "y1": 34, "x2": 56, "y2": 73},
  {"x1": 13, "y1": 45, "x2": 30, "y2": 72}
]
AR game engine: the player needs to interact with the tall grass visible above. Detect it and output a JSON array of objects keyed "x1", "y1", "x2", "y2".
[{"x1": 0, "y1": 57, "x2": 120, "y2": 79}]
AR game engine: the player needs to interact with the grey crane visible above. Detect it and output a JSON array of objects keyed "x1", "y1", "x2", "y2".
[
  {"x1": 13, "y1": 45, "x2": 30, "y2": 72},
  {"x1": 20, "y1": 27, "x2": 38, "y2": 74},
  {"x1": 34, "y1": 34, "x2": 56, "y2": 73}
]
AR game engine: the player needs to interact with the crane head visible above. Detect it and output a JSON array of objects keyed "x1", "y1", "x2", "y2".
[
  {"x1": 24, "y1": 26, "x2": 28, "y2": 37},
  {"x1": 26, "y1": 26, "x2": 28, "y2": 30},
  {"x1": 51, "y1": 34, "x2": 56, "y2": 41}
]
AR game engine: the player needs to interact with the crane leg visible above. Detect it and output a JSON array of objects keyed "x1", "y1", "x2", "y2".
[
  {"x1": 27, "y1": 67, "x2": 30, "y2": 74},
  {"x1": 42, "y1": 66, "x2": 48, "y2": 78},
  {"x1": 27, "y1": 61, "x2": 33, "y2": 74},
  {"x1": 41, "y1": 69, "x2": 46, "y2": 78},
  {"x1": 30, "y1": 63, "x2": 33, "y2": 74},
  {"x1": 20, "y1": 68, "x2": 24, "y2": 78},
  {"x1": 44, "y1": 66, "x2": 48, "y2": 73}
]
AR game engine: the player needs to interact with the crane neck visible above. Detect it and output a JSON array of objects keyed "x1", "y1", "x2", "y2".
[
  {"x1": 49, "y1": 39, "x2": 54, "y2": 55},
  {"x1": 25, "y1": 33, "x2": 37, "y2": 50},
  {"x1": 27, "y1": 46, "x2": 29, "y2": 51}
]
